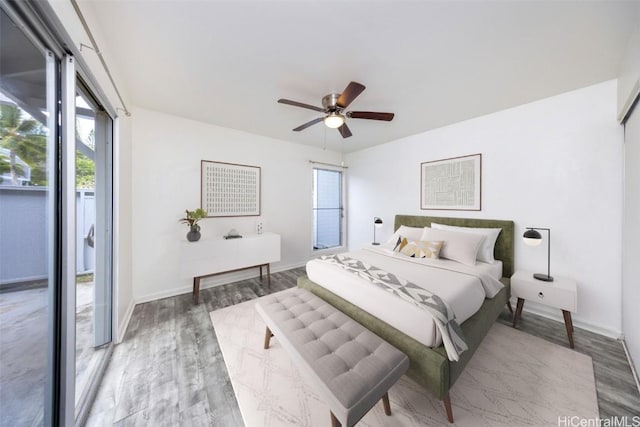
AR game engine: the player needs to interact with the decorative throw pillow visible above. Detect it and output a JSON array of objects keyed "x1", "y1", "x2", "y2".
[
  {"x1": 431, "y1": 223, "x2": 502, "y2": 264},
  {"x1": 420, "y1": 227, "x2": 485, "y2": 266},
  {"x1": 399, "y1": 240, "x2": 443, "y2": 259},
  {"x1": 392, "y1": 236, "x2": 409, "y2": 252}
]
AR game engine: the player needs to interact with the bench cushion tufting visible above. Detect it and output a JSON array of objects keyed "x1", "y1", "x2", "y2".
[{"x1": 256, "y1": 288, "x2": 409, "y2": 426}]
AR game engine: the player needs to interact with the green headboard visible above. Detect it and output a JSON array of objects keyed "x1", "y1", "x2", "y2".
[{"x1": 394, "y1": 215, "x2": 515, "y2": 278}]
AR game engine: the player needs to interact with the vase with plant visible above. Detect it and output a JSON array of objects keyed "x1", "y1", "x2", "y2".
[{"x1": 179, "y1": 208, "x2": 207, "y2": 242}]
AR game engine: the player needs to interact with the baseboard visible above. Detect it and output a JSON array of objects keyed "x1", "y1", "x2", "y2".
[
  {"x1": 621, "y1": 337, "x2": 640, "y2": 395},
  {"x1": 117, "y1": 299, "x2": 135, "y2": 344},
  {"x1": 134, "y1": 261, "x2": 307, "y2": 305},
  {"x1": 514, "y1": 299, "x2": 622, "y2": 339}
]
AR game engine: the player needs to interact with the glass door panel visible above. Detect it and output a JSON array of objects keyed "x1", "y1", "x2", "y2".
[
  {"x1": 0, "y1": 8, "x2": 57, "y2": 427},
  {"x1": 74, "y1": 87, "x2": 112, "y2": 414}
]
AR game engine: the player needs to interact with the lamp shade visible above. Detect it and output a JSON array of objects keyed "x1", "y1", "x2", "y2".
[
  {"x1": 323, "y1": 112, "x2": 345, "y2": 129},
  {"x1": 522, "y1": 228, "x2": 542, "y2": 246}
]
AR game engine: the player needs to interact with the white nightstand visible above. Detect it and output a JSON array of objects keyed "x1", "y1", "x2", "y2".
[{"x1": 511, "y1": 270, "x2": 578, "y2": 348}]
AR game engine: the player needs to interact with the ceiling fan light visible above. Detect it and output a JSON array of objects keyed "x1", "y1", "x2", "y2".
[{"x1": 324, "y1": 113, "x2": 344, "y2": 129}]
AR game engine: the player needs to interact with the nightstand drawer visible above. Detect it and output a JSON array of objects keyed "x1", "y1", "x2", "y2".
[
  {"x1": 511, "y1": 271, "x2": 578, "y2": 312},
  {"x1": 512, "y1": 282, "x2": 575, "y2": 311}
]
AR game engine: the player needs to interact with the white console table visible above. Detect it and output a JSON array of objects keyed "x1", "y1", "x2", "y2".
[{"x1": 181, "y1": 232, "x2": 281, "y2": 304}]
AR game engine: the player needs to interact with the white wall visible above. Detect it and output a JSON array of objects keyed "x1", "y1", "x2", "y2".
[
  {"x1": 617, "y1": 6, "x2": 640, "y2": 120},
  {"x1": 623, "y1": 104, "x2": 640, "y2": 377},
  {"x1": 131, "y1": 108, "x2": 342, "y2": 302},
  {"x1": 346, "y1": 80, "x2": 623, "y2": 337}
]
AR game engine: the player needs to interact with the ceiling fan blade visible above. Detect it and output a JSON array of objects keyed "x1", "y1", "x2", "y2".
[
  {"x1": 337, "y1": 81, "x2": 366, "y2": 109},
  {"x1": 293, "y1": 117, "x2": 323, "y2": 131},
  {"x1": 348, "y1": 111, "x2": 395, "y2": 121},
  {"x1": 337, "y1": 123, "x2": 352, "y2": 138},
  {"x1": 278, "y1": 98, "x2": 324, "y2": 112}
]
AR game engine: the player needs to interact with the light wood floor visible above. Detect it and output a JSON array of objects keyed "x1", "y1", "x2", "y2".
[{"x1": 87, "y1": 267, "x2": 640, "y2": 425}]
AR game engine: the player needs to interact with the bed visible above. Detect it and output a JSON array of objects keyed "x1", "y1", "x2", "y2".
[{"x1": 297, "y1": 214, "x2": 514, "y2": 423}]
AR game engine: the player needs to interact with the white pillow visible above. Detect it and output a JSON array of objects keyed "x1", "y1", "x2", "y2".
[
  {"x1": 431, "y1": 223, "x2": 502, "y2": 264},
  {"x1": 420, "y1": 227, "x2": 485, "y2": 266},
  {"x1": 386, "y1": 225, "x2": 425, "y2": 245}
]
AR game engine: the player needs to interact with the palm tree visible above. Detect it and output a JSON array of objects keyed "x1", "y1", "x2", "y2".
[{"x1": 0, "y1": 104, "x2": 47, "y2": 186}]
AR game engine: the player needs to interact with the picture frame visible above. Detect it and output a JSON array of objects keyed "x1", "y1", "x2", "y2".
[
  {"x1": 201, "y1": 160, "x2": 261, "y2": 217},
  {"x1": 420, "y1": 153, "x2": 481, "y2": 211}
]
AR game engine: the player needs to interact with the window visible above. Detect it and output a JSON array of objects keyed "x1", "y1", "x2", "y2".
[{"x1": 312, "y1": 167, "x2": 345, "y2": 250}]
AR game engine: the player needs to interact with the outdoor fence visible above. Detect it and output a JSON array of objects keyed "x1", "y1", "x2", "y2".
[{"x1": 0, "y1": 187, "x2": 95, "y2": 287}]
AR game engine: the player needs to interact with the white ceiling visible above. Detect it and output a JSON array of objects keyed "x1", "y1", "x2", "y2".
[{"x1": 82, "y1": 0, "x2": 638, "y2": 153}]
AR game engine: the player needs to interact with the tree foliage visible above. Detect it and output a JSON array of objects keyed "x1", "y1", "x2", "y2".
[
  {"x1": 76, "y1": 151, "x2": 95, "y2": 189},
  {"x1": 0, "y1": 104, "x2": 96, "y2": 188},
  {"x1": 0, "y1": 104, "x2": 47, "y2": 186}
]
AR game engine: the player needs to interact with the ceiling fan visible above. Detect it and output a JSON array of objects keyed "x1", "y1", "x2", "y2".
[{"x1": 277, "y1": 81, "x2": 394, "y2": 138}]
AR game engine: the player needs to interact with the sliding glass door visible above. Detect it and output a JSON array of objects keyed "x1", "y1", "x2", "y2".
[
  {"x1": 0, "y1": 7, "x2": 58, "y2": 426},
  {"x1": 74, "y1": 84, "x2": 113, "y2": 417},
  {"x1": 0, "y1": 2, "x2": 114, "y2": 425}
]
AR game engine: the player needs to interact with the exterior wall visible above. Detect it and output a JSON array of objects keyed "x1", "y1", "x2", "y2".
[
  {"x1": 346, "y1": 80, "x2": 624, "y2": 337},
  {"x1": 0, "y1": 187, "x2": 48, "y2": 284}
]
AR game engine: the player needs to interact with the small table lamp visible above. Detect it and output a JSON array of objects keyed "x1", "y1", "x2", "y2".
[
  {"x1": 522, "y1": 227, "x2": 553, "y2": 282},
  {"x1": 372, "y1": 217, "x2": 383, "y2": 245}
]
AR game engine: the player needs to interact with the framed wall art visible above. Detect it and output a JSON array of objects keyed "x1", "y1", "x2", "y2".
[
  {"x1": 420, "y1": 153, "x2": 481, "y2": 211},
  {"x1": 201, "y1": 160, "x2": 261, "y2": 217}
]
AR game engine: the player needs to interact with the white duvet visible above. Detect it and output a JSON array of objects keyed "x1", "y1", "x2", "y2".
[{"x1": 305, "y1": 246, "x2": 504, "y2": 347}]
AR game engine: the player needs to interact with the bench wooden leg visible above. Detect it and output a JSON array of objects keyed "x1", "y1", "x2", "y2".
[
  {"x1": 330, "y1": 411, "x2": 341, "y2": 427},
  {"x1": 443, "y1": 393, "x2": 454, "y2": 423},
  {"x1": 507, "y1": 300, "x2": 514, "y2": 314},
  {"x1": 263, "y1": 327, "x2": 273, "y2": 349},
  {"x1": 381, "y1": 392, "x2": 391, "y2": 416}
]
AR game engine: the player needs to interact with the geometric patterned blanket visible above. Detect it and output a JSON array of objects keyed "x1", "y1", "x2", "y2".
[{"x1": 319, "y1": 254, "x2": 468, "y2": 361}]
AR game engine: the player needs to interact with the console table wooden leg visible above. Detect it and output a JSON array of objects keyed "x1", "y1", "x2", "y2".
[
  {"x1": 193, "y1": 276, "x2": 200, "y2": 305},
  {"x1": 513, "y1": 298, "x2": 525, "y2": 327},
  {"x1": 507, "y1": 300, "x2": 514, "y2": 314},
  {"x1": 562, "y1": 310, "x2": 575, "y2": 348},
  {"x1": 259, "y1": 265, "x2": 263, "y2": 282},
  {"x1": 267, "y1": 263, "x2": 271, "y2": 288}
]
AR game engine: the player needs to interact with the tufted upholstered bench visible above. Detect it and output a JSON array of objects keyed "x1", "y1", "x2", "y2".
[{"x1": 256, "y1": 288, "x2": 409, "y2": 427}]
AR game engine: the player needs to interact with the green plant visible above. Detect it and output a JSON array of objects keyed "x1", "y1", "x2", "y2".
[
  {"x1": 0, "y1": 104, "x2": 47, "y2": 186},
  {"x1": 179, "y1": 208, "x2": 207, "y2": 230}
]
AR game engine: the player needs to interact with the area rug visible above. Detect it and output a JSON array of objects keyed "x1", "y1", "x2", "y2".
[{"x1": 210, "y1": 294, "x2": 598, "y2": 426}]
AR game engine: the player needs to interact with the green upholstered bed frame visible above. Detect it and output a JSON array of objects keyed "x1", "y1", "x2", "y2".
[{"x1": 297, "y1": 214, "x2": 514, "y2": 422}]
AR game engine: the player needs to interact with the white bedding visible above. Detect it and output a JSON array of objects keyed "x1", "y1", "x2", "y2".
[{"x1": 305, "y1": 246, "x2": 504, "y2": 347}]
